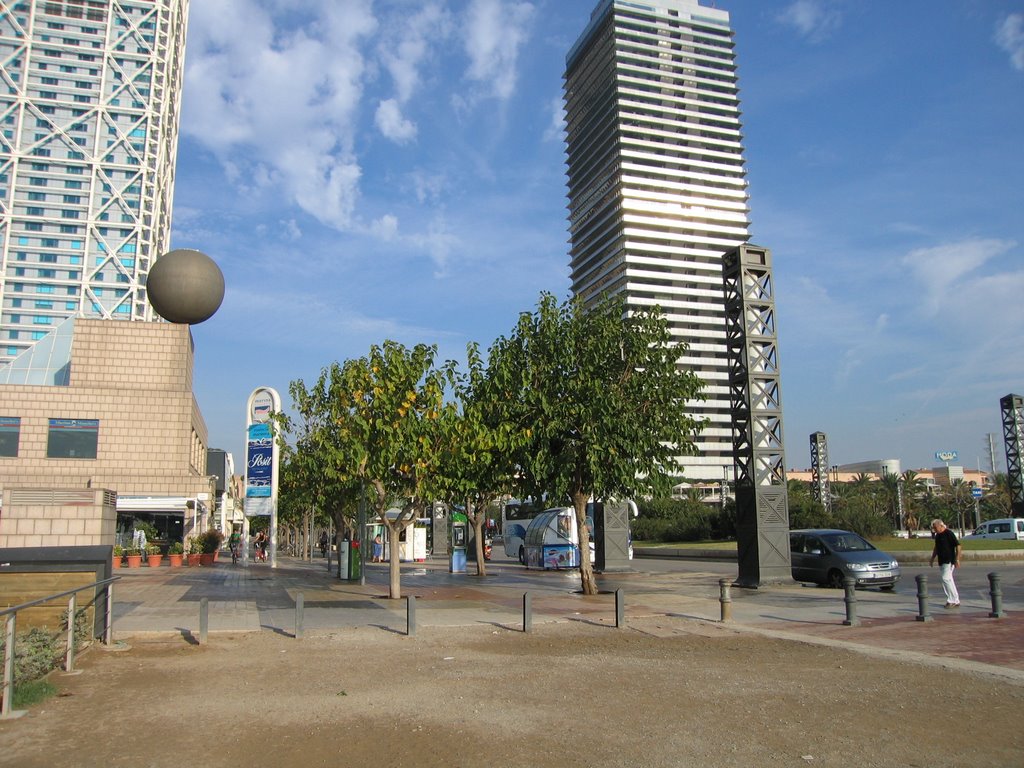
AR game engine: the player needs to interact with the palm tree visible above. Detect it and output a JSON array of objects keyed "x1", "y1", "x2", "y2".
[{"x1": 900, "y1": 470, "x2": 927, "y2": 533}]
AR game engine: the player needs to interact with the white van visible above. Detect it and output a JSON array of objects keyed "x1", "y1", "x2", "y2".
[{"x1": 964, "y1": 518, "x2": 1024, "y2": 541}]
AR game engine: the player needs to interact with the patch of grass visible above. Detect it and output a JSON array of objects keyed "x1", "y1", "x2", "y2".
[
  {"x1": 877, "y1": 537, "x2": 1024, "y2": 552},
  {"x1": 638, "y1": 538, "x2": 1024, "y2": 552},
  {"x1": 12, "y1": 678, "x2": 57, "y2": 708}
]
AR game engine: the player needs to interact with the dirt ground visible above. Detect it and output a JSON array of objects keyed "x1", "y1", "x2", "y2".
[{"x1": 1, "y1": 617, "x2": 1021, "y2": 768}]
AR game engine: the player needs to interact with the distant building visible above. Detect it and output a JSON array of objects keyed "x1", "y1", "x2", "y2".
[
  {"x1": 787, "y1": 466, "x2": 988, "y2": 490},
  {"x1": 836, "y1": 459, "x2": 901, "y2": 477},
  {"x1": 0, "y1": 0, "x2": 190, "y2": 364},
  {"x1": 0, "y1": 317, "x2": 212, "y2": 548},
  {"x1": 564, "y1": 0, "x2": 750, "y2": 482}
]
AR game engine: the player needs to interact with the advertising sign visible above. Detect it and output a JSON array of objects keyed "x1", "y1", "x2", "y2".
[
  {"x1": 934, "y1": 450, "x2": 958, "y2": 463},
  {"x1": 246, "y1": 423, "x2": 273, "y2": 498},
  {"x1": 244, "y1": 388, "x2": 282, "y2": 548}
]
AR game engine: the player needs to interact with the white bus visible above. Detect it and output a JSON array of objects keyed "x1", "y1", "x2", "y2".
[
  {"x1": 502, "y1": 499, "x2": 637, "y2": 565},
  {"x1": 522, "y1": 507, "x2": 593, "y2": 570},
  {"x1": 501, "y1": 499, "x2": 544, "y2": 563}
]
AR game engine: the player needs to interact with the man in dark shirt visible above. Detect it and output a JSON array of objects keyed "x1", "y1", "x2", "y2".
[{"x1": 929, "y1": 519, "x2": 961, "y2": 607}]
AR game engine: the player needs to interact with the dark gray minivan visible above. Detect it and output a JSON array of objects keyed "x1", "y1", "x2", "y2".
[{"x1": 790, "y1": 529, "x2": 901, "y2": 590}]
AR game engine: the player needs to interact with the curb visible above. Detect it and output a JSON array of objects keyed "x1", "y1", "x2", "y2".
[{"x1": 633, "y1": 548, "x2": 1024, "y2": 562}]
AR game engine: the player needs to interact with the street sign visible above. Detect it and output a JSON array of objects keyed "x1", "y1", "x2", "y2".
[{"x1": 971, "y1": 487, "x2": 983, "y2": 499}]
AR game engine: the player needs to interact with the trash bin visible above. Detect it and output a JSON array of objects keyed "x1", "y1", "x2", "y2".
[{"x1": 347, "y1": 540, "x2": 362, "y2": 581}]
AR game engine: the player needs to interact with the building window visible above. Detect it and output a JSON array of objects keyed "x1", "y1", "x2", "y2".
[
  {"x1": 47, "y1": 418, "x2": 99, "y2": 459},
  {"x1": 0, "y1": 417, "x2": 20, "y2": 457}
]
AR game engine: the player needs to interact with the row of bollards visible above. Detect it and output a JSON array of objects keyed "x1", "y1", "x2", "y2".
[
  {"x1": 832, "y1": 572, "x2": 1007, "y2": 627},
  {"x1": 714, "y1": 573, "x2": 1008, "y2": 628},
  {"x1": 193, "y1": 571, "x2": 1009, "y2": 642}
]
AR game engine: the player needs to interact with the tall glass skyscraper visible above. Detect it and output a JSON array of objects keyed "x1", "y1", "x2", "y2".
[
  {"x1": 565, "y1": 0, "x2": 748, "y2": 483},
  {"x1": 0, "y1": 0, "x2": 189, "y2": 363}
]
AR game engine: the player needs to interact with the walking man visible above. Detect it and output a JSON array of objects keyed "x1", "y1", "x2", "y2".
[{"x1": 929, "y1": 518, "x2": 961, "y2": 608}]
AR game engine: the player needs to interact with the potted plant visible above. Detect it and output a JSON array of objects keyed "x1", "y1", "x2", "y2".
[
  {"x1": 146, "y1": 543, "x2": 163, "y2": 568},
  {"x1": 112, "y1": 544, "x2": 124, "y2": 569},
  {"x1": 187, "y1": 537, "x2": 203, "y2": 566},
  {"x1": 124, "y1": 546, "x2": 143, "y2": 568},
  {"x1": 167, "y1": 541, "x2": 184, "y2": 567},
  {"x1": 199, "y1": 529, "x2": 223, "y2": 566}
]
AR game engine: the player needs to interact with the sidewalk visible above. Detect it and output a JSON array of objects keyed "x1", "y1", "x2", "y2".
[{"x1": 108, "y1": 555, "x2": 1024, "y2": 684}]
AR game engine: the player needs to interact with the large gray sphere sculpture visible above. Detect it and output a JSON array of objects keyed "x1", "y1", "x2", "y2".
[{"x1": 147, "y1": 248, "x2": 225, "y2": 325}]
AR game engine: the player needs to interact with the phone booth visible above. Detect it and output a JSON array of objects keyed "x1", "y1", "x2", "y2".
[{"x1": 450, "y1": 509, "x2": 467, "y2": 573}]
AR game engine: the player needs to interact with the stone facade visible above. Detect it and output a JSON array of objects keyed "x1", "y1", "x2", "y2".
[
  {"x1": 0, "y1": 319, "x2": 211, "y2": 547},
  {"x1": 0, "y1": 488, "x2": 116, "y2": 548}
]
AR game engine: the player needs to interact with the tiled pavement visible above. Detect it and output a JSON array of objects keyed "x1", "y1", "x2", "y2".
[{"x1": 109, "y1": 555, "x2": 1024, "y2": 684}]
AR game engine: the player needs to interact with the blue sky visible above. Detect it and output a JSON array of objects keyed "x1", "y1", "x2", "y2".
[{"x1": 170, "y1": 0, "x2": 1024, "y2": 477}]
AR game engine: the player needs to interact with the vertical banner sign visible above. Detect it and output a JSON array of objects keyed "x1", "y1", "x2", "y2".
[{"x1": 246, "y1": 387, "x2": 281, "y2": 567}]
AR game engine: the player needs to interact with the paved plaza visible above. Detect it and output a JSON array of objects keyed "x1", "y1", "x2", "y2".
[{"x1": 109, "y1": 553, "x2": 1024, "y2": 683}]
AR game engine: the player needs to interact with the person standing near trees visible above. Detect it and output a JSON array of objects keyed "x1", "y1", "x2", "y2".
[{"x1": 929, "y1": 518, "x2": 961, "y2": 608}]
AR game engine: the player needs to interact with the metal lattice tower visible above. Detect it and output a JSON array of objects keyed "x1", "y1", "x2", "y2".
[
  {"x1": 0, "y1": 0, "x2": 189, "y2": 363},
  {"x1": 809, "y1": 431, "x2": 831, "y2": 514},
  {"x1": 1000, "y1": 394, "x2": 1024, "y2": 516},
  {"x1": 723, "y1": 243, "x2": 790, "y2": 587}
]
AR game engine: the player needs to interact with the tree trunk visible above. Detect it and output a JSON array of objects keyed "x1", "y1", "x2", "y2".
[
  {"x1": 467, "y1": 497, "x2": 488, "y2": 576},
  {"x1": 573, "y1": 491, "x2": 598, "y2": 595},
  {"x1": 387, "y1": 522, "x2": 402, "y2": 599}
]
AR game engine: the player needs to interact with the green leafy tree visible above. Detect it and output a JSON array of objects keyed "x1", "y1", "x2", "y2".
[
  {"x1": 436, "y1": 344, "x2": 523, "y2": 575},
  {"x1": 321, "y1": 341, "x2": 451, "y2": 598},
  {"x1": 485, "y1": 292, "x2": 706, "y2": 594}
]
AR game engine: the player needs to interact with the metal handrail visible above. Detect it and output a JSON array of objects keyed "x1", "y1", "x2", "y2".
[{"x1": 2, "y1": 575, "x2": 120, "y2": 719}]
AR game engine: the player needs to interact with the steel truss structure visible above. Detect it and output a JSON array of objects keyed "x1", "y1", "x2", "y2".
[
  {"x1": 1000, "y1": 393, "x2": 1024, "y2": 517},
  {"x1": 723, "y1": 243, "x2": 790, "y2": 587},
  {"x1": 809, "y1": 431, "x2": 831, "y2": 514}
]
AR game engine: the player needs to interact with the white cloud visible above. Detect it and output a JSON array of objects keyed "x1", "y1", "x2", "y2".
[
  {"x1": 462, "y1": 0, "x2": 536, "y2": 100},
  {"x1": 375, "y1": 98, "x2": 417, "y2": 143},
  {"x1": 901, "y1": 238, "x2": 1015, "y2": 315},
  {"x1": 182, "y1": 1, "x2": 377, "y2": 231},
  {"x1": 378, "y1": 3, "x2": 450, "y2": 102},
  {"x1": 776, "y1": 0, "x2": 842, "y2": 43},
  {"x1": 996, "y1": 13, "x2": 1024, "y2": 72},
  {"x1": 542, "y1": 95, "x2": 565, "y2": 142}
]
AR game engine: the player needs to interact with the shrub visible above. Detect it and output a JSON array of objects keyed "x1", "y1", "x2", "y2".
[
  {"x1": 0, "y1": 627, "x2": 61, "y2": 684},
  {"x1": 169, "y1": 541, "x2": 184, "y2": 555},
  {"x1": 200, "y1": 529, "x2": 224, "y2": 554}
]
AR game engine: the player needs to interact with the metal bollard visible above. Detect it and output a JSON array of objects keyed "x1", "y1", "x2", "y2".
[
  {"x1": 65, "y1": 593, "x2": 77, "y2": 673},
  {"x1": 842, "y1": 577, "x2": 859, "y2": 626},
  {"x1": 406, "y1": 595, "x2": 416, "y2": 637},
  {"x1": 719, "y1": 578, "x2": 732, "y2": 623},
  {"x1": 915, "y1": 574, "x2": 932, "y2": 622},
  {"x1": 615, "y1": 588, "x2": 625, "y2": 629},
  {"x1": 295, "y1": 592, "x2": 304, "y2": 639},
  {"x1": 104, "y1": 582, "x2": 114, "y2": 645},
  {"x1": 523, "y1": 591, "x2": 532, "y2": 634},
  {"x1": 988, "y1": 572, "x2": 1004, "y2": 619},
  {"x1": 199, "y1": 597, "x2": 208, "y2": 645}
]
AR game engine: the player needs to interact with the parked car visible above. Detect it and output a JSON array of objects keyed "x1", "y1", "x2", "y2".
[
  {"x1": 789, "y1": 529, "x2": 901, "y2": 590},
  {"x1": 963, "y1": 518, "x2": 1024, "y2": 542}
]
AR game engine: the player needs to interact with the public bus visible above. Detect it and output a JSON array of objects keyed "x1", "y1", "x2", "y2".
[
  {"x1": 501, "y1": 499, "x2": 545, "y2": 563},
  {"x1": 502, "y1": 499, "x2": 637, "y2": 565},
  {"x1": 522, "y1": 507, "x2": 593, "y2": 570}
]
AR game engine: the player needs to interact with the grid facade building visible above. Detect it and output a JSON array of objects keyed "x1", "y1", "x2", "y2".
[
  {"x1": 0, "y1": 0, "x2": 189, "y2": 364},
  {"x1": 565, "y1": 0, "x2": 748, "y2": 482}
]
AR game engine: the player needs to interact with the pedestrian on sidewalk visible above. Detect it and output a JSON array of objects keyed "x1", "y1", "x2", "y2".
[{"x1": 929, "y1": 518, "x2": 961, "y2": 608}]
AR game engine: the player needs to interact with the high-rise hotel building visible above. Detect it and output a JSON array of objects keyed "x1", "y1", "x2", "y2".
[
  {"x1": 0, "y1": 0, "x2": 188, "y2": 364},
  {"x1": 565, "y1": 0, "x2": 748, "y2": 483}
]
